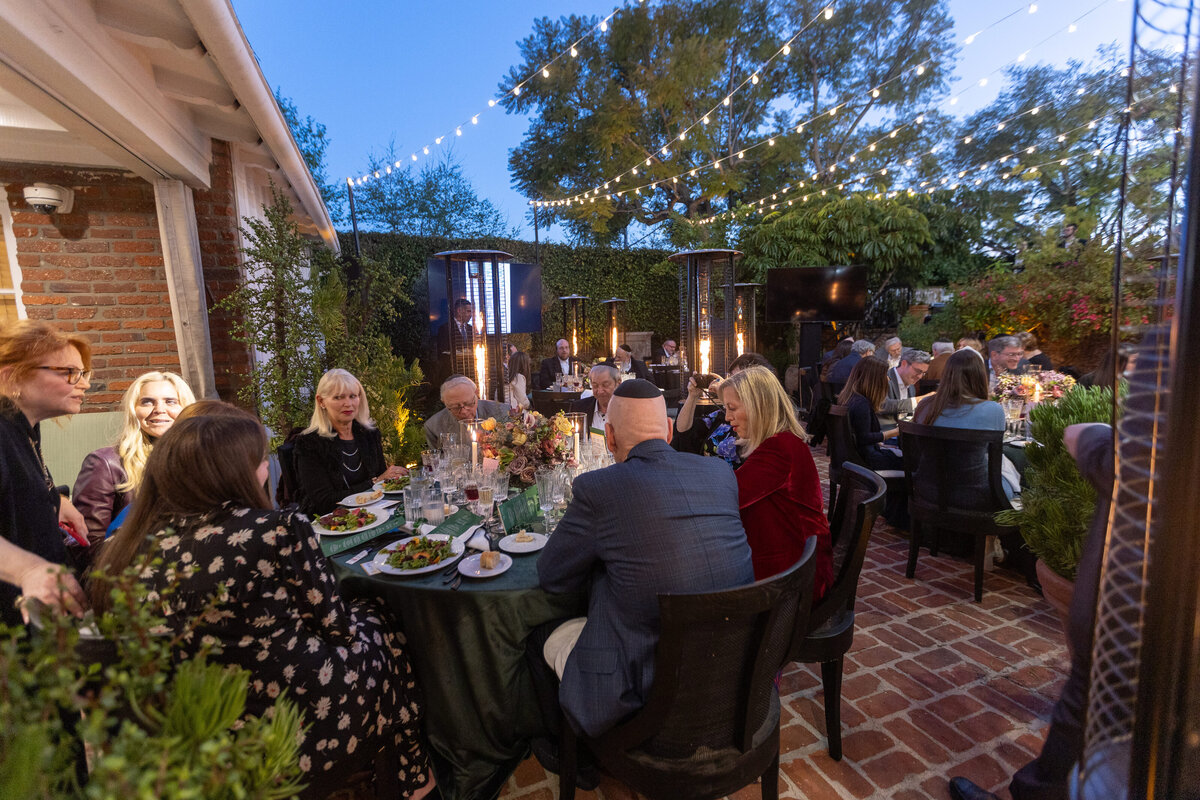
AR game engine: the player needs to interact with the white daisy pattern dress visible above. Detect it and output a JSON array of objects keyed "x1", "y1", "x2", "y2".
[{"x1": 142, "y1": 503, "x2": 430, "y2": 792}]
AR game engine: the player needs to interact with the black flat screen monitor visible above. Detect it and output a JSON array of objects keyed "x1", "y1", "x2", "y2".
[{"x1": 765, "y1": 265, "x2": 868, "y2": 323}]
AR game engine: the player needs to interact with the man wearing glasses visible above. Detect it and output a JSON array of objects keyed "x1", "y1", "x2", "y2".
[
  {"x1": 423, "y1": 375, "x2": 511, "y2": 450},
  {"x1": 986, "y1": 335, "x2": 1029, "y2": 391},
  {"x1": 878, "y1": 348, "x2": 935, "y2": 428}
]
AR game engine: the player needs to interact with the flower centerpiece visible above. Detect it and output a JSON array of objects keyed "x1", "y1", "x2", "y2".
[
  {"x1": 993, "y1": 370, "x2": 1077, "y2": 406},
  {"x1": 478, "y1": 410, "x2": 577, "y2": 485}
]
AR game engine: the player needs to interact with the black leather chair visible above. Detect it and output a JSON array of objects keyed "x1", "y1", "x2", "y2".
[
  {"x1": 824, "y1": 404, "x2": 904, "y2": 513},
  {"x1": 531, "y1": 390, "x2": 581, "y2": 417},
  {"x1": 788, "y1": 464, "x2": 886, "y2": 761},
  {"x1": 558, "y1": 538, "x2": 818, "y2": 800},
  {"x1": 898, "y1": 421, "x2": 1019, "y2": 602}
]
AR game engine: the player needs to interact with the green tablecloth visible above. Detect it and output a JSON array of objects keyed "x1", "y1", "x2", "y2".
[{"x1": 328, "y1": 517, "x2": 584, "y2": 800}]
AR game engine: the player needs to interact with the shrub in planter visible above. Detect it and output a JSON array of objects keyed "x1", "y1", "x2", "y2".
[{"x1": 995, "y1": 386, "x2": 1117, "y2": 579}]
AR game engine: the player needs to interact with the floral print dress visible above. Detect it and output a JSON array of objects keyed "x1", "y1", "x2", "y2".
[{"x1": 143, "y1": 504, "x2": 430, "y2": 792}]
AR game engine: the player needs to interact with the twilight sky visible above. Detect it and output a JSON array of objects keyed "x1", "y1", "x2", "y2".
[{"x1": 231, "y1": 0, "x2": 1139, "y2": 240}]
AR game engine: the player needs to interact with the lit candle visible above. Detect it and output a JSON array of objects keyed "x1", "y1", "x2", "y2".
[
  {"x1": 574, "y1": 424, "x2": 581, "y2": 463},
  {"x1": 471, "y1": 429, "x2": 478, "y2": 466}
]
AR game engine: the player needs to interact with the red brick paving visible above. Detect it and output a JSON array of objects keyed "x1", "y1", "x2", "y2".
[{"x1": 497, "y1": 450, "x2": 1069, "y2": 800}]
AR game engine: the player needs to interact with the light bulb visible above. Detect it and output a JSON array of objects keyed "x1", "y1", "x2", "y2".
[
  {"x1": 1031, "y1": 106, "x2": 1039, "y2": 115},
  {"x1": 373, "y1": 170, "x2": 380, "y2": 178},
  {"x1": 751, "y1": 73, "x2": 760, "y2": 85},
  {"x1": 796, "y1": 124, "x2": 804, "y2": 133},
  {"x1": 916, "y1": 64, "x2": 926, "y2": 75},
  {"x1": 979, "y1": 78, "x2": 988, "y2": 87},
  {"x1": 881, "y1": 168, "x2": 888, "y2": 175},
  {"x1": 689, "y1": 169, "x2": 696, "y2": 176},
  {"x1": 824, "y1": 7, "x2": 833, "y2": 20},
  {"x1": 871, "y1": 88, "x2": 880, "y2": 98},
  {"x1": 916, "y1": 114, "x2": 924, "y2": 124},
  {"x1": 768, "y1": 138, "x2": 775, "y2": 146},
  {"x1": 868, "y1": 143, "x2": 876, "y2": 151},
  {"x1": 604, "y1": 182, "x2": 609, "y2": 189},
  {"x1": 542, "y1": 68, "x2": 550, "y2": 78},
  {"x1": 645, "y1": 158, "x2": 651, "y2": 166},
  {"x1": 1028, "y1": 3, "x2": 1037, "y2": 12},
  {"x1": 1017, "y1": 52, "x2": 1028, "y2": 62},
  {"x1": 513, "y1": 86, "x2": 521, "y2": 96},
  {"x1": 997, "y1": 122, "x2": 1005, "y2": 131},
  {"x1": 570, "y1": 46, "x2": 578, "y2": 57},
  {"x1": 456, "y1": 127, "x2": 463, "y2": 136},
  {"x1": 488, "y1": 99, "x2": 496, "y2": 107},
  {"x1": 950, "y1": 97, "x2": 958, "y2": 105},
  {"x1": 964, "y1": 136, "x2": 972, "y2": 144},
  {"x1": 600, "y1": 20, "x2": 607, "y2": 31},
  {"x1": 1068, "y1": 23, "x2": 1077, "y2": 32},
  {"x1": 965, "y1": 34, "x2": 976, "y2": 45},
  {"x1": 394, "y1": 160, "x2": 402, "y2": 168},
  {"x1": 436, "y1": 137, "x2": 443, "y2": 144},
  {"x1": 631, "y1": 167, "x2": 638, "y2": 175},
  {"x1": 1026, "y1": 146, "x2": 1034, "y2": 153},
  {"x1": 423, "y1": 146, "x2": 430, "y2": 154},
  {"x1": 849, "y1": 154, "x2": 856, "y2": 162},
  {"x1": 724, "y1": 96, "x2": 731, "y2": 106},
  {"x1": 679, "y1": 132, "x2": 686, "y2": 141},
  {"x1": 889, "y1": 130, "x2": 896, "y2": 138},
  {"x1": 702, "y1": 115, "x2": 710, "y2": 125},
  {"x1": 410, "y1": 155, "x2": 417, "y2": 162},
  {"x1": 782, "y1": 44, "x2": 791, "y2": 55},
  {"x1": 738, "y1": 151, "x2": 745, "y2": 159},
  {"x1": 472, "y1": 115, "x2": 479, "y2": 124},
  {"x1": 661, "y1": 147, "x2": 669, "y2": 156}
]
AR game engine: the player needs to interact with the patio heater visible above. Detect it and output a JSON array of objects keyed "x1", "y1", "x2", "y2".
[
  {"x1": 434, "y1": 249, "x2": 511, "y2": 402},
  {"x1": 669, "y1": 249, "x2": 740, "y2": 377},
  {"x1": 730, "y1": 282, "x2": 762, "y2": 357},
  {"x1": 600, "y1": 297, "x2": 628, "y2": 359},
  {"x1": 559, "y1": 294, "x2": 588, "y2": 365}
]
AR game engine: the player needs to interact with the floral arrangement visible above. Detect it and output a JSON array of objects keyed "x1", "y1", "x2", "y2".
[
  {"x1": 478, "y1": 410, "x2": 577, "y2": 484},
  {"x1": 993, "y1": 370, "x2": 1077, "y2": 404}
]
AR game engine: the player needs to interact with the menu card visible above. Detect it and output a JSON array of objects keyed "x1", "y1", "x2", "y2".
[
  {"x1": 499, "y1": 486, "x2": 540, "y2": 533},
  {"x1": 320, "y1": 516, "x2": 403, "y2": 557},
  {"x1": 428, "y1": 507, "x2": 482, "y2": 539}
]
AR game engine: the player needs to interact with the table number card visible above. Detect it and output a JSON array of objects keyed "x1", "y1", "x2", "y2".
[{"x1": 499, "y1": 486, "x2": 540, "y2": 533}]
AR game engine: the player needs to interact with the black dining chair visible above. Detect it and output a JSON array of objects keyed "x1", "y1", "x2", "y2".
[
  {"x1": 788, "y1": 463, "x2": 886, "y2": 761},
  {"x1": 557, "y1": 538, "x2": 818, "y2": 800},
  {"x1": 824, "y1": 404, "x2": 904, "y2": 513},
  {"x1": 898, "y1": 421, "x2": 1019, "y2": 602},
  {"x1": 531, "y1": 389, "x2": 580, "y2": 417}
]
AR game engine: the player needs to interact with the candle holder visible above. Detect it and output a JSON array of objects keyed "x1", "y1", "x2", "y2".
[{"x1": 564, "y1": 412, "x2": 587, "y2": 466}]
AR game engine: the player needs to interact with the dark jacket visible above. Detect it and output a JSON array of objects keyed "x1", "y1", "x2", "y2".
[
  {"x1": 536, "y1": 356, "x2": 579, "y2": 390},
  {"x1": 73, "y1": 446, "x2": 129, "y2": 543},
  {"x1": 292, "y1": 422, "x2": 387, "y2": 517},
  {"x1": 605, "y1": 357, "x2": 651, "y2": 381},
  {"x1": 0, "y1": 398, "x2": 66, "y2": 627},
  {"x1": 827, "y1": 353, "x2": 861, "y2": 384}
]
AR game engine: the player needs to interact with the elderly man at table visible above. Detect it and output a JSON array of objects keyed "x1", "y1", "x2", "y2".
[
  {"x1": 536, "y1": 339, "x2": 579, "y2": 390},
  {"x1": 926, "y1": 340, "x2": 955, "y2": 381},
  {"x1": 652, "y1": 338, "x2": 677, "y2": 363},
  {"x1": 878, "y1": 348, "x2": 935, "y2": 428},
  {"x1": 987, "y1": 335, "x2": 1028, "y2": 390},
  {"x1": 570, "y1": 364, "x2": 618, "y2": 437},
  {"x1": 828, "y1": 338, "x2": 876, "y2": 385},
  {"x1": 875, "y1": 336, "x2": 903, "y2": 368},
  {"x1": 423, "y1": 375, "x2": 510, "y2": 450},
  {"x1": 607, "y1": 343, "x2": 651, "y2": 380},
  {"x1": 528, "y1": 379, "x2": 754, "y2": 772}
]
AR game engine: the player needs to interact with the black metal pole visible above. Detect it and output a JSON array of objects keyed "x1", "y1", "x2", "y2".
[
  {"x1": 533, "y1": 204, "x2": 540, "y2": 269},
  {"x1": 347, "y1": 180, "x2": 362, "y2": 259}
]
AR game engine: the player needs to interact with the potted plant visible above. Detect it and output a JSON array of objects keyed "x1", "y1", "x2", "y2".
[{"x1": 996, "y1": 386, "x2": 1117, "y2": 648}]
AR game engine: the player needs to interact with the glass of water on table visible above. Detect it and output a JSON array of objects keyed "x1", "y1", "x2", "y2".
[{"x1": 422, "y1": 486, "x2": 445, "y2": 526}]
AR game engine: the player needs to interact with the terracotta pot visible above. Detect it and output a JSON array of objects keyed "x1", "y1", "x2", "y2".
[{"x1": 1036, "y1": 558, "x2": 1076, "y2": 658}]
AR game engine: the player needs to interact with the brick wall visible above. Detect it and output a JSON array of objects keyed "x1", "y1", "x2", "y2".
[
  {"x1": 193, "y1": 140, "x2": 253, "y2": 404},
  {"x1": 0, "y1": 165, "x2": 181, "y2": 412}
]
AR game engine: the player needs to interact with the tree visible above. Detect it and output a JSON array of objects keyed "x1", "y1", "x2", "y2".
[
  {"x1": 501, "y1": 0, "x2": 955, "y2": 246},
  {"x1": 355, "y1": 146, "x2": 513, "y2": 237},
  {"x1": 947, "y1": 49, "x2": 1184, "y2": 254},
  {"x1": 275, "y1": 90, "x2": 346, "y2": 225}
]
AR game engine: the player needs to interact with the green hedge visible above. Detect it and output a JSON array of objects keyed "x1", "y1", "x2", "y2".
[{"x1": 342, "y1": 232, "x2": 679, "y2": 370}]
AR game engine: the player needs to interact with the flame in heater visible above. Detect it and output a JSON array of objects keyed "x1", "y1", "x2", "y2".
[
  {"x1": 474, "y1": 343, "x2": 486, "y2": 394},
  {"x1": 736, "y1": 333, "x2": 745, "y2": 357},
  {"x1": 611, "y1": 326, "x2": 618, "y2": 357},
  {"x1": 699, "y1": 337, "x2": 711, "y2": 376},
  {"x1": 572, "y1": 329, "x2": 578, "y2": 357}
]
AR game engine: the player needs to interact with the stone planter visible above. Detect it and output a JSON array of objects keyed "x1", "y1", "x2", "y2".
[{"x1": 1036, "y1": 558, "x2": 1076, "y2": 658}]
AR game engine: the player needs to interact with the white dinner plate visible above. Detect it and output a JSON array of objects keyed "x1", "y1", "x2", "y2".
[
  {"x1": 498, "y1": 532, "x2": 548, "y2": 554},
  {"x1": 313, "y1": 507, "x2": 390, "y2": 537},
  {"x1": 340, "y1": 489, "x2": 386, "y2": 507},
  {"x1": 373, "y1": 480, "x2": 411, "y2": 496},
  {"x1": 458, "y1": 552, "x2": 513, "y2": 578},
  {"x1": 372, "y1": 534, "x2": 465, "y2": 576}
]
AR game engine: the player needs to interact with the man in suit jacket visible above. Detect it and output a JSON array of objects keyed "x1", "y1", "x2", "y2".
[
  {"x1": 875, "y1": 336, "x2": 903, "y2": 368},
  {"x1": 827, "y1": 339, "x2": 876, "y2": 384},
  {"x1": 569, "y1": 364, "x2": 619, "y2": 436},
  {"x1": 436, "y1": 298, "x2": 478, "y2": 380},
  {"x1": 878, "y1": 348, "x2": 933, "y2": 428},
  {"x1": 926, "y1": 341, "x2": 955, "y2": 381},
  {"x1": 537, "y1": 379, "x2": 754, "y2": 739},
  {"x1": 536, "y1": 339, "x2": 578, "y2": 390},
  {"x1": 423, "y1": 375, "x2": 511, "y2": 450},
  {"x1": 608, "y1": 343, "x2": 651, "y2": 381},
  {"x1": 652, "y1": 339, "x2": 677, "y2": 363}
]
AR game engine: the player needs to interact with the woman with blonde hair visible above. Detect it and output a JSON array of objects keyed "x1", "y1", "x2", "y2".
[
  {"x1": 88, "y1": 407, "x2": 435, "y2": 796},
  {"x1": 73, "y1": 371, "x2": 195, "y2": 541},
  {"x1": 0, "y1": 320, "x2": 92, "y2": 625},
  {"x1": 293, "y1": 368, "x2": 406, "y2": 516},
  {"x1": 720, "y1": 366, "x2": 832, "y2": 598}
]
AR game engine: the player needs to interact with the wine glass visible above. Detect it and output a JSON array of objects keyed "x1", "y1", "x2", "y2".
[{"x1": 536, "y1": 469, "x2": 559, "y2": 533}]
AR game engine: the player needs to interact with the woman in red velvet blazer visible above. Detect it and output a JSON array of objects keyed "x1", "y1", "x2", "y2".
[{"x1": 720, "y1": 366, "x2": 833, "y2": 599}]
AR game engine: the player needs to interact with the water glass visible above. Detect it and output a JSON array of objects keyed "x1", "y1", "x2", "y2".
[
  {"x1": 422, "y1": 486, "x2": 445, "y2": 526},
  {"x1": 440, "y1": 432, "x2": 458, "y2": 449},
  {"x1": 420, "y1": 449, "x2": 437, "y2": 474},
  {"x1": 536, "y1": 469, "x2": 559, "y2": 532},
  {"x1": 402, "y1": 485, "x2": 422, "y2": 526}
]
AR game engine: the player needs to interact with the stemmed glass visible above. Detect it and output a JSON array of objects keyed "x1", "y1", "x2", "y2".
[{"x1": 536, "y1": 468, "x2": 560, "y2": 534}]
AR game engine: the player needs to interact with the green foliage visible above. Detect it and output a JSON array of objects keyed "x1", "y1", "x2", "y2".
[
  {"x1": 739, "y1": 193, "x2": 985, "y2": 300},
  {"x1": 0, "y1": 565, "x2": 305, "y2": 799},
  {"x1": 897, "y1": 303, "x2": 962, "y2": 351},
  {"x1": 356, "y1": 148, "x2": 514, "y2": 237},
  {"x1": 218, "y1": 188, "x2": 326, "y2": 445},
  {"x1": 502, "y1": 0, "x2": 955, "y2": 246},
  {"x1": 275, "y1": 90, "x2": 345, "y2": 225},
  {"x1": 995, "y1": 387, "x2": 1116, "y2": 580}
]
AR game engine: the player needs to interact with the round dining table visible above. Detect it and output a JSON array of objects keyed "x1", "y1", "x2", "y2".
[{"x1": 329, "y1": 519, "x2": 584, "y2": 800}]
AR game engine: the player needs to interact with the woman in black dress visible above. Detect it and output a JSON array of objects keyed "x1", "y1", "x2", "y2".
[
  {"x1": 293, "y1": 369, "x2": 407, "y2": 516},
  {"x1": 0, "y1": 320, "x2": 92, "y2": 627},
  {"x1": 88, "y1": 406, "x2": 434, "y2": 795},
  {"x1": 837, "y1": 356, "x2": 904, "y2": 471}
]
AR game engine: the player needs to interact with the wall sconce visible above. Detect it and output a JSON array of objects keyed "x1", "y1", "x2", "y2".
[{"x1": 600, "y1": 297, "x2": 627, "y2": 359}]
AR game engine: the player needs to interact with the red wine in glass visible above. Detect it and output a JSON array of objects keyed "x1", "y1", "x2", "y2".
[{"x1": 464, "y1": 483, "x2": 480, "y2": 502}]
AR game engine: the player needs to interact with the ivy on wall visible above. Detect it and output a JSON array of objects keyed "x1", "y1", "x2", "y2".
[{"x1": 343, "y1": 232, "x2": 680, "y2": 368}]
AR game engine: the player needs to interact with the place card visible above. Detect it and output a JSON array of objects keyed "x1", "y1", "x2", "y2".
[
  {"x1": 428, "y1": 507, "x2": 483, "y2": 539},
  {"x1": 320, "y1": 516, "x2": 403, "y2": 558},
  {"x1": 499, "y1": 486, "x2": 540, "y2": 533}
]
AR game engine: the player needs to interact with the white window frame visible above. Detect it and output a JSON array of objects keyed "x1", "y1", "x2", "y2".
[{"x1": 0, "y1": 184, "x2": 26, "y2": 319}]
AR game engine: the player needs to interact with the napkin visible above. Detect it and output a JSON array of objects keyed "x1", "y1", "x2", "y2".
[{"x1": 455, "y1": 525, "x2": 490, "y2": 552}]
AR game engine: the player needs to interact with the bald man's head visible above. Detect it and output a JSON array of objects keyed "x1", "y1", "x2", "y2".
[{"x1": 604, "y1": 379, "x2": 671, "y2": 462}]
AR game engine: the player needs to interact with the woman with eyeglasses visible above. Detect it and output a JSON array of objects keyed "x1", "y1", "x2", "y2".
[
  {"x1": 293, "y1": 369, "x2": 407, "y2": 516},
  {"x1": 0, "y1": 320, "x2": 92, "y2": 626},
  {"x1": 72, "y1": 371, "x2": 196, "y2": 542}
]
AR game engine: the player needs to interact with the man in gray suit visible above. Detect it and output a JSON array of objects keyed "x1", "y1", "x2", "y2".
[
  {"x1": 878, "y1": 348, "x2": 934, "y2": 428},
  {"x1": 423, "y1": 375, "x2": 511, "y2": 450},
  {"x1": 534, "y1": 379, "x2": 754, "y2": 748}
]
